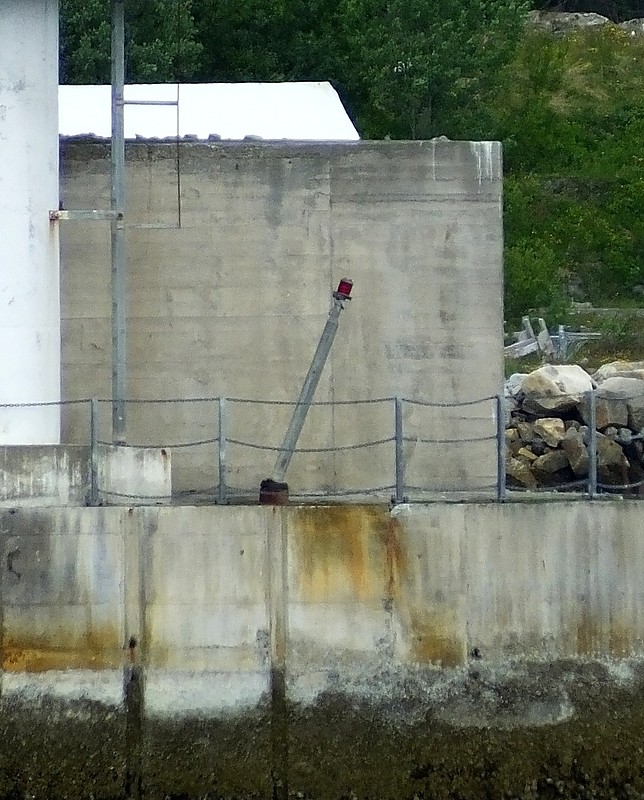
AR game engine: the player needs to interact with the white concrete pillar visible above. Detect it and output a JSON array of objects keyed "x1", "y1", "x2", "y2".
[{"x1": 0, "y1": 0, "x2": 61, "y2": 444}]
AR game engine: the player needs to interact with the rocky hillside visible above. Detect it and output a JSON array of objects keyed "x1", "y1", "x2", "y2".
[{"x1": 528, "y1": 10, "x2": 644, "y2": 35}]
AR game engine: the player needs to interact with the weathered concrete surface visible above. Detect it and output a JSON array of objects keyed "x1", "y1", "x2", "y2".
[
  {"x1": 3, "y1": 501, "x2": 644, "y2": 798},
  {"x1": 0, "y1": 444, "x2": 173, "y2": 506},
  {"x1": 0, "y1": 446, "x2": 89, "y2": 506},
  {"x1": 59, "y1": 140, "x2": 504, "y2": 496},
  {"x1": 96, "y1": 443, "x2": 172, "y2": 505}
]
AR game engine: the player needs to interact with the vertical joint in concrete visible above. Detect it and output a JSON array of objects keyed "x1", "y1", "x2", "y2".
[
  {"x1": 267, "y1": 507, "x2": 289, "y2": 800},
  {"x1": 123, "y1": 506, "x2": 146, "y2": 799}
]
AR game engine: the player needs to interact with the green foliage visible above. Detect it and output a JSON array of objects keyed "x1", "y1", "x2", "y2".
[
  {"x1": 190, "y1": 0, "x2": 530, "y2": 139},
  {"x1": 481, "y1": 25, "x2": 644, "y2": 325},
  {"x1": 59, "y1": 3, "x2": 644, "y2": 334},
  {"x1": 59, "y1": 0, "x2": 110, "y2": 83},
  {"x1": 60, "y1": 0, "x2": 202, "y2": 83}
]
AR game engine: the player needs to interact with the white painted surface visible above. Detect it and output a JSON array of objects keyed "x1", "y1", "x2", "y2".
[
  {"x1": 0, "y1": 0, "x2": 61, "y2": 443},
  {"x1": 97, "y1": 443, "x2": 171, "y2": 504},
  {"x1": 59, "y1": 82, "x2": 360, "y2": 141}
]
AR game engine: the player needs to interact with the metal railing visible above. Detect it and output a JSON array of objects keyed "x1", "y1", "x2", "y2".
[{"x1": 0, "y1": 390, "x2": 642, "y2": 503}]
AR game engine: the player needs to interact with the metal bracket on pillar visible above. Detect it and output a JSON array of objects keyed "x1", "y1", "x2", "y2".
[{"x1": 49, "y1": 210, "x2": 124, "y2": 222}]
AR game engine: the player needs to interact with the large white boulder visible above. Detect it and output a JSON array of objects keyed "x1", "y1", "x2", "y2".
[
  {"x1": 593, "y1": 360, "x2": 644, "y2": 384},
  {"x1": 505, "y1": 373, "x2": 529, "y2": 399},
  {"x1": 521, "y1": 365, "x2": 594, "y2": 414}
]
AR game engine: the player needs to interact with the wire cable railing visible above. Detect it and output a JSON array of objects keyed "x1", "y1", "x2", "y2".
[{"x1": 0, "y1": 389, "x2": 642, "y2": 504}]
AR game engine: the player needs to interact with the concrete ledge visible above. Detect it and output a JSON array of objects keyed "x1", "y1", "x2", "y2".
[
  {"x1": 97, "y1": 443, "x2": 172, "y2": 505},
  {"x1": 0, "y1": 445, "x2": 89, "y2": 506},
  {"x1": 0, "y1": 445, "x2": 173, "y2": 506}
]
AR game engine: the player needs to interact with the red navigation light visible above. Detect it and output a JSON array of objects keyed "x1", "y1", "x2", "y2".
[{"x1": 336, "y1": 278, "x2": 353, "y2": 298}]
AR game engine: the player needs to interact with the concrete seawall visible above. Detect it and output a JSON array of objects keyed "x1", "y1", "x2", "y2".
[{"x1": 2, "y1": 501, "x2": 644, "y2": 798}]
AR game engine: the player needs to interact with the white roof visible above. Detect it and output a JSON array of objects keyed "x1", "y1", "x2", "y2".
[{"x1": 59, "y1": 82, "x2": 360, "y2": 141}]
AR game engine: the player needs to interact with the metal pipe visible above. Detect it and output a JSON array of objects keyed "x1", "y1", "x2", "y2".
[
  {"x1": 218, "y1": 397, "x2": 228, "y2": 504},
  {"x1": 111, "y1": 0, "x2": 127, "y2": 442},
  {"x1": 496, "y1": 394, "x2": 507, "y2": 502},
  {"x1": 588, "y1": 389, "x2": 598, "y2": 498},
  {"x1": 90, "y1": 397, "x2": 99, "y2": 506},
  {"x1": 394, "y1": 396, "x2": 404, "y2": 504},
  {"x1": 123, "y1": 99, "x2": 178, "y2": 106},
  {"x1": 272, "y1": 281, "x2": 353, "y2": 482}
]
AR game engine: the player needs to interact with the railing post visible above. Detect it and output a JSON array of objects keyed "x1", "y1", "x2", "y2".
[
  {"x1": 90, "y1": 397, "x2": 99, "y2": 507},
  {"x1": 496, "y1": 394, "x2": 507, "y2": 502},
  {"x1": 394, "y1": 396, "x2": 404, "y2": 504},
  {"x1": 587, "y1": 389, "x2": 598, "y2": 499},
  {"x1": 218, "y1": 396, "x2": 228, "y2": 504}
]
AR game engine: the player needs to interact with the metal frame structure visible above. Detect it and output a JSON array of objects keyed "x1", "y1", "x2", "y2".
[{"x1": 51, "y1": 0, "x2": 181, "y2": 443}]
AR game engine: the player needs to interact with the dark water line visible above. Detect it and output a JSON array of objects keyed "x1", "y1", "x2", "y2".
[
  {"x1": 271, "y1": 666, "x2": 289, "y2": 800},
  {"x1": 124, "y1": 662, "x2": 144, "y2": 800}
]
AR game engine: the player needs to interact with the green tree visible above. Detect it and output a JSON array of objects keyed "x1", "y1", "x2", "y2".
[
  {"x1": 193, "y1": 0, "x2": 530, "y2": 138},
  {"x1": 341, "y1": 0, "x2": 531, "y2": 138},
  {"x1": 489, "y1": 25, "x2": 644, "y2": 322},
  {"x1": 60, "y1": 0, "x2": 202, "y2": 83}
]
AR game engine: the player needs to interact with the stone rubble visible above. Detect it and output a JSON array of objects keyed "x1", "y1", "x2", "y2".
[{"x1": 505, "y1": 361, "x2": 644, "y2": 493}]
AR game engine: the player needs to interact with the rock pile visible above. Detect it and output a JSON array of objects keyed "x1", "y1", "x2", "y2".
[
  {"x1": 505, "y1": 361, "x2": 644, "y2": 493},
  {"x1": 528, "y1": 11, "x2": 644, "y2": 37}
]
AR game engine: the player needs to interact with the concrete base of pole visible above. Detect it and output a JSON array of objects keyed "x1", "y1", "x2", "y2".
[{"x1": 259, "y1": 479, "x2": 289, "y2": 505}]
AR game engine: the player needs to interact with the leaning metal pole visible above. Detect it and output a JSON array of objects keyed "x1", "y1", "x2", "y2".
[
  {"x1": 271, "y1": 279, "x2": 353, "y2": 483},
  {"x1": 111, "y1": 0, "x2": 127, "y2": 442}
]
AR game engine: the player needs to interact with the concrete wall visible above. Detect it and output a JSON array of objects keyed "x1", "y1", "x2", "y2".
[
  {"x1": 96, "y1": 443, "x2": 171, "y2": 505},
  {"x1": 3, "y1": 501, "x2": 644, "y2": 798},
  {"x1": 59, "y1": 140, "x2": 503, "y2": 496},
  {"x1": 0, "y1": 446, "x2": 88, "y2": 506},
  {"x1": 0, "y1": 444, "x2": 170, "y2": 506}
]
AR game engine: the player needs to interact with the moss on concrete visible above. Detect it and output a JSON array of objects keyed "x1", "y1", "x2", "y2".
[
  {"x1": 3, "y1": 664, "x2": 644, "y2": 799},
  {"x1": 0, "y1": 697, "x2": 125, "y2": 800}
]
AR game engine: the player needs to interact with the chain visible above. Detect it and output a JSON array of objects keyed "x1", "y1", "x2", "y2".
[
  {"x1": 97, "y1": 437, "x2": 218, "y2": 449},
  {"x1": 403, "y1": 434, "x2": 497, "y2": 444},
  {"x1": 226, "y1": 436, "x2": 394, "y2": 453}
]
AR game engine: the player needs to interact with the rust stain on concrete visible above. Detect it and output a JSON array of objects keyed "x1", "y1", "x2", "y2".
[
  {"x1": 290, "y1": 505, "x2": 393, "y2": 602},
  {"x1": 383, "y1": 514, "x2": 406, "y2": 601},
  {"x1": 3, "y1": 626, "x2": 122, "y2": 672},
  {"x1": 291, "y1": 505, "x2": 464, "y2": 666},
  {"x1": 407, "y1": 609, "x2": 465, "y2": 667},
  {"x1": 388, "y1": 514, "x2": 465, "y2": 666},
  {"x1": 608, "y1": 621, "x2": 634, "y2": 658},
  {"x1": 576, "y1": 613, "x2": 604, "y2": 657},
  {"x1": 576, "y1": 613, "x2": 634, "y2": 658}
]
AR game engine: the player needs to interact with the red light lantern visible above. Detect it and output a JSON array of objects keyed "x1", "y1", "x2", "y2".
[{"x1": 336, "y1": 278, "x2": 353, "y2": 298}]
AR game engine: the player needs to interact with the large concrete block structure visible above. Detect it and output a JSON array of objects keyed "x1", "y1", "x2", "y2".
[{"x1": 59, "y1": 139, "x2": 503, "y2": 495}]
